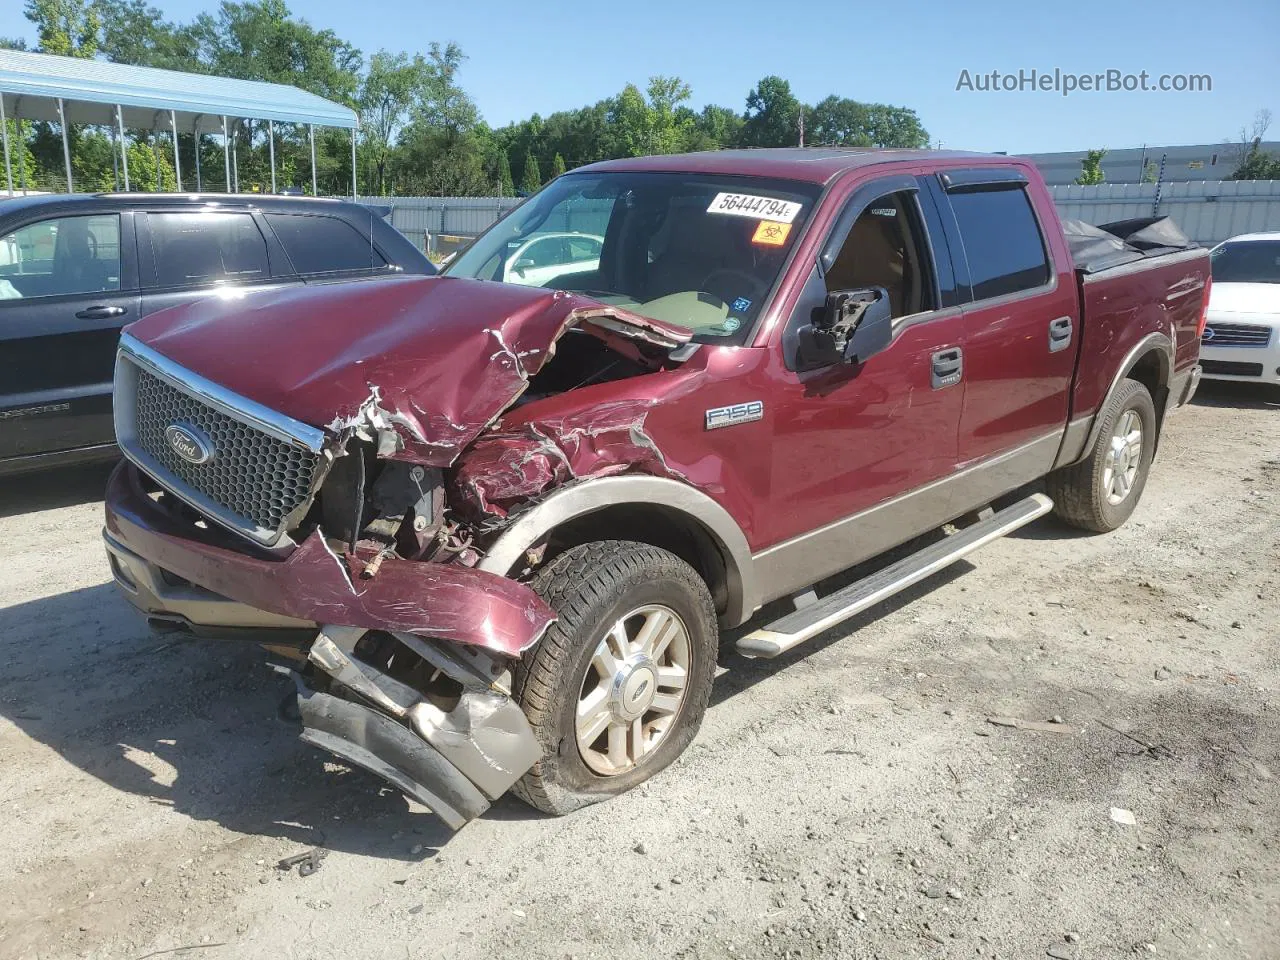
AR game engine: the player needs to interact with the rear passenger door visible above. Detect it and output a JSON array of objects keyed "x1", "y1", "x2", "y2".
[
  {"x1": 262, "y1": 212, "x2": 393, "y2": 282},
  {"x1": 0, "y1": 211, "x2": 140, "y2": 460},
  {"x1": 137, "y1": 209, "x2": 295, "y2": 319},
  {"x1": 931, "y1": 169, "x2": 1078, "y2": 466}
]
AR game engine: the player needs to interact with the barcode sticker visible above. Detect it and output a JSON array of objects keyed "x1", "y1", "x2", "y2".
[{"x1": 706, "y1": 192, "x2": 803, "y2": 223}]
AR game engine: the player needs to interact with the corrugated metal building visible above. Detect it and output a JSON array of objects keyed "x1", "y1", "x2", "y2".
[{"x1": 1021, "y1": 142, "x2": 1280, "y2": 186}]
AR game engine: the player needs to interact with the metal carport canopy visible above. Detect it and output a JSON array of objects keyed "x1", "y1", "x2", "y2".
[
  {"x1": 0, "y1": 48, "x2": 357, "y2": 130},
  {"x1": 0, "y1": 48, "x2": 359, "y2": 198}
]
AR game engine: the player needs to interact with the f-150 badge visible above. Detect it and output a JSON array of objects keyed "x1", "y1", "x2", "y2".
[{"x1": 705, "y1": 401, "x2": 764, "y2": 431}]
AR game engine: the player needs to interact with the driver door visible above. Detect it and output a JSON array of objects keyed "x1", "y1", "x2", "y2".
[{"x1": 756, "y1": 176, "x2": 968, "y2": 597}]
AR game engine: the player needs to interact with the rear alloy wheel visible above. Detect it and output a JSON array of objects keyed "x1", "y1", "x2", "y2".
[
  {"x1": 512, "y1": 541, "x2": 718, "y2": 816},
  {"x1": 1046, "y1": 377, "x2": 1156, "y2": 533}
]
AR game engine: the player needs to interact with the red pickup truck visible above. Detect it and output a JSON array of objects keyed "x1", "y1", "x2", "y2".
[{"x1": 102, "y1": 149, "x2": 1209, "y2": 829}]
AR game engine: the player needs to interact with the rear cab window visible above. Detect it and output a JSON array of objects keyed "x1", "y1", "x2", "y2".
[
  {"x1": 946, "y1": 185, "x2": 1051, "y2": 301},
  {"x1": 265, "y1": 214, "x2": 387, "y2": 276},
  {"x1": 146, "y1": 211, "x2": 270, "y2": 289}
]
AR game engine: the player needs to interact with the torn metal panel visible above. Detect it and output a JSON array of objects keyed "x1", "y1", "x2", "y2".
[
  {"x1": 124, "y1": 276, "x2": 691, "y2": 467},
  {"x1": 105, "y1": 462, "x2": 555, "y2": 656},
  {"x1": 450, "y1": 398, "x2": 688, "y2": 521}
]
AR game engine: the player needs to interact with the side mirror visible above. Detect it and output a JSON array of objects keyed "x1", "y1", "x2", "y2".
[
  {"x1": 513, "y1": 258, "x2": 535, "y2": 276},
  {"x1": 795, "y1": 286, "x2": 893, "y2": 369}
]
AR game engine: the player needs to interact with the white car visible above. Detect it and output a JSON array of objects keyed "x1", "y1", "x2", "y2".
[
  {"x1": 1202, "y1": 232, "x2": 1280, "y2": 387},
  {"x1": 502, "y1": 232, "x2": 602, "y2": 288}
]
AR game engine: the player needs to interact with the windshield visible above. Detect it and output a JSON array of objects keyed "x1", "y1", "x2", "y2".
[
  {"x1": 443, "y1": 171, "x2": 821, "y2": 343},
  {"x1": 1210, "y1": 240, "x2": 1280, "y2": 284}
]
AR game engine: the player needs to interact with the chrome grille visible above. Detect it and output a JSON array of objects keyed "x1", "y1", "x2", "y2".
[
  {"x1": 1203, "y1": 322, "x2": 1273, "y2": 347},
  {"x1": 115, "y1": 339, "x2": 326, "y2": 546}
]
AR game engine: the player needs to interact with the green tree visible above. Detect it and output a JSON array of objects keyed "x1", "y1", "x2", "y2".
[
  {"x1": 1229, "y1": 111, "x2": 1280, "y2": 180},
  {"x1": 0, "y1": 37, "x2": 29, "y2": 50},
  {"x1": 520, "y1": 150, "x2": 541, "y2": 193},
  {"x1": 95, "y1": 0, "x2": 196, "y2": 69},
  {"x1": 1141, "y1": 161, "x2": 1159, "y2": 184},
  {"x1": 808, "y1": 96, "x2": 873, "y2": 146},
  {"x1": 740, "y1": 76, "x2": 801, "y2": 148},
  {"x1": 645, "y1": 75, "x2": 693, "y2": 155},
  {"x1": 24, "y1": 0, "x2": 100, "y2": 56},
  {"x1": 495, "y1": 149, "x2": 514, "y2": 196},
  {"x1": 550, "y1": 152, "x2": 567, "y2": 178},
  {"x1": 359, "y1": 50, "x2": 431, "y2": 194},
  {"x1": 1231, "y1": 145, "x2": 1280, "y2": 180},
  {"x1": 1075, "y1": 148, "x2": 1107, "y2": 185},
  {"x1": 690, "y1": 104, "x2": 743, "y2": 150}
]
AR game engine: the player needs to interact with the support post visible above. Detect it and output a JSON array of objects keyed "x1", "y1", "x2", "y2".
[
  {"x1": 193, "y1": 115, "x2": 202, "y2": 191},
  {"x1": 0, "y1": 93, "x2": 13, "y2": 197},
  {"x1": 170, "y1": 109, "x2": 181, "y2": 190},
  {"x1": 268, "y1": 119, "x2": 276, "y2": 193},
  {"x1": 117, "y1": 105, "x2": 129, "y2": 190},
  {"x1": 222, "y1": 116, "x2": 231, "y2": 192},
  {"x1": 309, "y1": 124, "x2": 317, "y2": 196},
  {"x1": 57, "y1": 98, "x2": 73, "y2": 192},
  {"x1": 109, "y1": 115, "x2": 119, "y2": 189},
  {"x1": 232, "y1": 121, "x2": 239, "y2": 192},
  {"x1": 351, "y1": 124, "x2": 357, "y2": 200}
]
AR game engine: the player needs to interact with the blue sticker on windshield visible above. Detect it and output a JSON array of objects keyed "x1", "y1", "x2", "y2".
[
  {"x1": 720, "y1": 317, "x2": 742, "y2": 332},
  {"x1": 731, "y1": 297, "x2": 752, "y2": 312}
]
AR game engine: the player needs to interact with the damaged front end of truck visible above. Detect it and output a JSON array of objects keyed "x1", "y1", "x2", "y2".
[{"x1": 103, "y1": 276, "x2": 698, "y2": 829}]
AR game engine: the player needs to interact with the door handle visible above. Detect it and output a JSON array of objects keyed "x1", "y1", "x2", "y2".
[
  {"x1": 931, "y1": 347, "x2": 963, "y2": 389},
  {"x1": 1048, "y1": 316, "x2": 1073, "y2": 353},
  {"x1": 76, "y1": 305, "x2": 128, "y2": 320}
]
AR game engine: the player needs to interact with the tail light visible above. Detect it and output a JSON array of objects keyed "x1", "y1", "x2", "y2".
[{"x1": 1196, "y1": 275, "x2": 1212, "y2": 339}]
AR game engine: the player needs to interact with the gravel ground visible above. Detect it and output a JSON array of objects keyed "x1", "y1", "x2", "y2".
[{"x1": 1, "y1": 383, "x2": 1277, "y2": 960}]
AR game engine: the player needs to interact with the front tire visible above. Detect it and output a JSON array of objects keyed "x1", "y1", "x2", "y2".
[
  {"x1": 1046, "y1": 378, "x2": 1157, "y2": 533},
  {"x1": 511, "y1": 541, "x2": 718, "y2": 816}
]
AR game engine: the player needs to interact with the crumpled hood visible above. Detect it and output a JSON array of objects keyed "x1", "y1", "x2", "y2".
[{"x1": 124, "y1": 275, "x2": 690, "y2": 465}]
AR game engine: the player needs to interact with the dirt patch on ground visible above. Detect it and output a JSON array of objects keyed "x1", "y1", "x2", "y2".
[{"x1": 1, "y1": 383, "x2": 1277, "y2": 960}]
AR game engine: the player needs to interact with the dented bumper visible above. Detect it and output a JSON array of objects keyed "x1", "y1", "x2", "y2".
[
  {"x1": 103, "y1": 462, "x2": 555, "y2": 656},
  {"x1": 289, "y1": 627, "x2": 541, "y2": 830}
]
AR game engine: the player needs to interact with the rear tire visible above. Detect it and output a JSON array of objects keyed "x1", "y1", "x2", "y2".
[
  {"x1": 511, "y1": 541, "x2": 718, "y2": 816},
  {"x1": 1046, "y1": 378, "x2": 1156, "y2": 533}
]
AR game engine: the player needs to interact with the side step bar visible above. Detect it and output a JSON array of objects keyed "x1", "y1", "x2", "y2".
[{"x1": 735, "y1": 493, "x2": 1053, "y2": 659}]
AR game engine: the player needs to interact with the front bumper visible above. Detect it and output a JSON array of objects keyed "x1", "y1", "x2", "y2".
[
  {"x1": 1199, "y1": 342, "x2": 1280, "y2": 385},
  {"x1": 103, "y1": 461, "x2": 548, "y2": 829},
  {"x1": 103, "y1": 462, "x2": 554, "y2": 656}
]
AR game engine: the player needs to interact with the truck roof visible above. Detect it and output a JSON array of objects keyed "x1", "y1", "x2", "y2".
[{"x1": 574, "y1": 148, "x2": 1015, "y2": 186}]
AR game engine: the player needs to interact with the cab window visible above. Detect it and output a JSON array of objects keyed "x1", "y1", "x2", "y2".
[{"x1": 823, "y1": 192, "x2": 935, "y2": 318}]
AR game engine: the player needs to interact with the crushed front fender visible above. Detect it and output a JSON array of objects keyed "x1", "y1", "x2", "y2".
[{"x1": 104, "y1": 462, "x2": 555, "y2": 656}]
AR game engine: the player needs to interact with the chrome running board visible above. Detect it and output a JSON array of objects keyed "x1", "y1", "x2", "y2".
[{"x1": 735, "y1": 493, "x2": 1053, "y2": 659}]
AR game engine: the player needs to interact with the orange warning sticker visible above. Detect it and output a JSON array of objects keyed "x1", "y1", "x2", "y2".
[{"x1": 752, "y1": 220, "x2": 792, "y2": 246}]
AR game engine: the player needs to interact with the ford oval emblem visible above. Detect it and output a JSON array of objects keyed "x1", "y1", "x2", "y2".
[
  {"x1": 165, "y1": 423, "x2": 214, "y2": 465},
  {"x1": 1202, "y1": 327, "x2": 1215, "y2": 342}
]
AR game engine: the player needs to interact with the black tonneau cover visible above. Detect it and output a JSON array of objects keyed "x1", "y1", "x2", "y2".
[{"x1": 1064, "y1": 216, "x2": 1197, "y2": 274}]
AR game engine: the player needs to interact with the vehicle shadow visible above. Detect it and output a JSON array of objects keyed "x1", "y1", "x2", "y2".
[
  {"x1": 0, "y1": 459, "x2": 117, "y2": 519},
  {"x1": 712, "y1": 551, "x2": 971, "y2": 709},
  {"x1": 0, "y1": 582, "x2": 457, "y2": 861},
  {"x1": 1191, "y1": 380, "x2": 1280, "y2": 410}
]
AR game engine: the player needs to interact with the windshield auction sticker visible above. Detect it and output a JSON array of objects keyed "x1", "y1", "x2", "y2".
[{"x1": 707, "y1": 193, "x2": 803, "y2": 223}]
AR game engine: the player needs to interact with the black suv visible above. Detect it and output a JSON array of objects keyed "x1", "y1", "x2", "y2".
[{"x1": 0, "y1": 193, "x2": 434, "y2": 476}]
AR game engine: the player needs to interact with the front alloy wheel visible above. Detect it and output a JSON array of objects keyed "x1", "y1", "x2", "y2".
[
  {"x1": 512, "y1": 541, "x2": 718, "y2": 816},
  {"x1": 576, "y1": 604, "x2": 690, "y2": 775}
]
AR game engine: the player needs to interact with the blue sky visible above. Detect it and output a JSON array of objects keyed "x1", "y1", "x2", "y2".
[{"x1": 4, "y1": 0, "x2": 1278, "y2": 153}]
